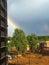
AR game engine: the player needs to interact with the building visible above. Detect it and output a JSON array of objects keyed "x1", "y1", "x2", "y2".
[
  {"x1": 27, "y1": 44, "x2": 30, "y2": 51},
  {"x1": 43, "y1": 41, "x2": 49, "y2": 51},
  {"x1": 11, "y1": 46, "x2": 17, "y2": 52},
  {"x1": 40, "y1": 41, "x2": 49, "y2": 54},
  {"x1": 0, "y1": 0, "x2": 7, "y2": 65}
]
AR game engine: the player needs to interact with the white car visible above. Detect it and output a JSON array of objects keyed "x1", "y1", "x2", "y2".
[{"x1": 7, "y1": 55, "x2": 12, "y2": 59}]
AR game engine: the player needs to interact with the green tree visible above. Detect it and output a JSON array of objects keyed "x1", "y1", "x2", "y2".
[
  {"x1": 27, "y1": 34, "x2": 39, "y2": 52},
  {"x1": 38, "y1": 36, "x2": 49, "y2": 41},
  {"x1": 7, "y1": 37, "x2": 13, "y2": 52},
  {"x1": 12, "y1": 29, "x2": 28, "y2": 53},
  {"x1": 7, "y1": 40, "x2": 12, "y2": 52}
]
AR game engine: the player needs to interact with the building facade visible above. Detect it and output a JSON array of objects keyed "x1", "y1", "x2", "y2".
[
  {"x1": 0, "y1": 0, "x2": 7, "y2": 65},
  {"x1": 40, "y1": 41, "x2": 49, "y2": 54}
]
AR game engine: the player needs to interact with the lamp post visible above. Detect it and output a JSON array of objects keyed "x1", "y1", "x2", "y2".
[
  {"x1": 27, "y1": 45, "x2": 30, "y2": 65},
  {"x1": 17, "y1": 47, "x2": 18, "y2": 65}
]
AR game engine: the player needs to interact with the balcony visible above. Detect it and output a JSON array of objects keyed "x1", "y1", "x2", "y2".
[
  {"x1": 1, "y1": 42, "x2": 6, "y2": 47},
  {"x1": 1, "y1": 20, "x2": 5, "y2": 28},
  {"x1": 1, "y1": 62, "x2": 6, "y2": 65},
  {"x1": 1, "y1": 31, "x2": 5, "y2": 37},
  {"x1": 0, "y1": 0, "x2": 7, "y2": 12},
  {"x1": 1, "y1": 10, "x2": 5, "y2": 17},
  {"x1": 0, "y1": 20, "x2": 7, "y2": 30},
  {"x1": 1, "y1": 52, "x2": 6, "y2": 59},
  {"x1": 1, "y1": 42, "x2": 6, "y2": 49}
]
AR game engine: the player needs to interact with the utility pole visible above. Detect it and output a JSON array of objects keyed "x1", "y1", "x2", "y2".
[{"x1": 26, "y1": 45, "x2": 30, "y2": 65}]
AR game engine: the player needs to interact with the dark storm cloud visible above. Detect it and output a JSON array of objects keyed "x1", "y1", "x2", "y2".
[{"x1": 8, "y1": 0, "x2": 49, "y2": 36}]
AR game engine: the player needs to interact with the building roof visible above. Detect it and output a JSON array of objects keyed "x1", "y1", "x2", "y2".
[
  {"x1": 40, "y1": 41, "x2": 49, "y2": 48},
  {"x1": 45, "y1": 41, "x2": 49, "y2": 47}
]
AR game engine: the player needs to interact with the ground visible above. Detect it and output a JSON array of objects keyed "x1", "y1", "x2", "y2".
[{"x1": 8, "y1": 53, "x2": 49, "y2": 65}]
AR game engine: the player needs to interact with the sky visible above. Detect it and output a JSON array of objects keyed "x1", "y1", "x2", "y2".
[{"x1": 8, "y1": 0, "x2": 49, "y2": 36}]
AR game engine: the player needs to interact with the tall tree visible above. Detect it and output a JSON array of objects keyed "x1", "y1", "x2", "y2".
[
  {"x1": 12, "y1": 29, "x2": 28, "y2": 53},
  {"x1": 7, "y1": 37, "x2": 13, "y2": 52},
  {"x1": 27, "y1": 34, "x2": 39, "y2": 52}
]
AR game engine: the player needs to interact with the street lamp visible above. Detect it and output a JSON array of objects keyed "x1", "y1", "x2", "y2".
[
  {"x1": 27, "y1": 45, "x2": 30, "y2": 65},
  {"x1": 17, "y1": 47, "x2": 18, "y2": 65}
]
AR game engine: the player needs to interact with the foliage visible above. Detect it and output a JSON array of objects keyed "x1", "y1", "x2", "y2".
[
  {"x1": 7, "y1": 40, "x2": 12, "y2": 52},
  {"x1": 27, "y1": 34, "x2": 39, "y2": 52},
  {"x1": 7, "y1": 37, "x2": 13, "y2": 52},
  {"x1": 38, "y1": 36, "x2": 49, "y2": 41},
  {"x1": 7, "y1": 37, "x2": 12, "y2": 41},
  {"x1": 7, "y1": 31, "x2": 49, "y2": 53},
  {"x1": 11, "y1": 29, "x2": 28, "y2": 52}
]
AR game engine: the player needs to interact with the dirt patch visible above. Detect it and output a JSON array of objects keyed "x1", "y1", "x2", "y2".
[{"x1": 8, "y1": 53, "x2": 49, "y2": 65}]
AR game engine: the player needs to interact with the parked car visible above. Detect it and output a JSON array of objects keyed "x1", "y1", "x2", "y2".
[{"x1": 7, "y1": 55, "x2": 12, "y2": 59}]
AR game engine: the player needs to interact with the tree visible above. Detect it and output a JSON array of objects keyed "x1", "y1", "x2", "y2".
[
  {"x1": 27, "y1": 34, "x2": 39, "y2": 52},
  {"x1": 38, "y1": 36, "x2": 49, "y2": 41},
  {"x1": 11, "y1": 29, "x2": 28, "y2": 53},
  {"x1": 7, "y1": 37, "x2": 12, "y2": 40},
  {"x1": 7, "y1": 42, "x2": 12, "y2": 52},
  {"x1": 7, "y1": 37, "x2": 13, "y2": 52}
]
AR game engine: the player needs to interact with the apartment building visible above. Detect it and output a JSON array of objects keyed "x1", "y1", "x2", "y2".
[{"x1": 0, "y1": 0, "x2": 7, "y2": 65}]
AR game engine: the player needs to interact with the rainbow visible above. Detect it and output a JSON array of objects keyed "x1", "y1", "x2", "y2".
[{"x1": 7, "y1": 17, "x2": 19, "y2": 29}]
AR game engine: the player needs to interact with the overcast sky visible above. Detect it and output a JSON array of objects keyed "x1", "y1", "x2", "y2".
[{"x1": 8, "y1": 0, "x2": 49, "y2": 36}]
